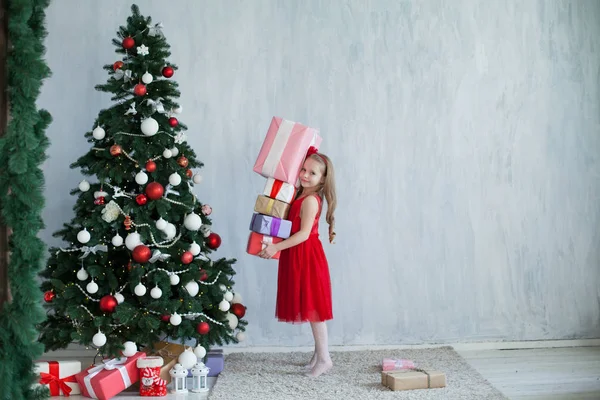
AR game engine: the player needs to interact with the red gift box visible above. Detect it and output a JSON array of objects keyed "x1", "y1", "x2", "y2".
[
  {"x1": 246, "y1": 232, "x2": 283, "y2": 259},
  {"x1": 75, "y1": 352, "x2": 144, "y2": 400}
]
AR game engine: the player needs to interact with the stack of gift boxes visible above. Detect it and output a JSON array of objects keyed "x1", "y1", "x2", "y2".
[
  {"x1": 33, "y1": 341, "x2": 225, "y2": 398},
  {"x1": 246, "y1": 116, "x2": 322, "y2": 259}
]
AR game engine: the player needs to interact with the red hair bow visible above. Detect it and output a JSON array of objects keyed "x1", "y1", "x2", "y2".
[{"x1": 306, "y1": 146, "x2": 319, "y2": 156}]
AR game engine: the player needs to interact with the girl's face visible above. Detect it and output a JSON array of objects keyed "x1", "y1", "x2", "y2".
[{"x1": 299, "y1": 157, "x2": 324, "y2": 189}]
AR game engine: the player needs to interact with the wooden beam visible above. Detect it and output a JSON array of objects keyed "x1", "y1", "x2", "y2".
[{"x1": 0, "y1": 0, "x2": 11, "y2": 308}]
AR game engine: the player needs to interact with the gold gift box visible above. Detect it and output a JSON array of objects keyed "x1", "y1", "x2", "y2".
[
  {"x1": 253, "y1": 195, "x2": 290, "y2": 219},
  {"x1": 141, "y1": 341, "x2": 186, "y2": 383},
  {"x1": 381, "y1": 369, "x2": 446, "y2": 391}
]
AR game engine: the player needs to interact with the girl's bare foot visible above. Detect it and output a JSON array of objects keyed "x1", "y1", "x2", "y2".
[
  {"x1": 306, "y1": 359, "x2": 333, "y2": 377},
  {"x1": 304, "y1": 352, "x2": 317, "y2": 370}
]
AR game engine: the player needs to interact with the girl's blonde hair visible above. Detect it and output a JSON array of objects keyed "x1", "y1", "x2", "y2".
[{"x1": 297, "y1": 151, "x2": 337, "y2": 243}]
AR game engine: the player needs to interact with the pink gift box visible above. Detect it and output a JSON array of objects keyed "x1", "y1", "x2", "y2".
[
  {"x1": 75, "y1": 352, "x2": 144, "y2": 400},
  {"x1": 253, "y1": 116, "x2": 322, "y2": 185}
]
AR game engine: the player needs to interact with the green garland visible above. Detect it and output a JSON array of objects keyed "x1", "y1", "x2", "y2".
[{"x1": 0, "y1": 0, "x2": 51, "y2": 399}]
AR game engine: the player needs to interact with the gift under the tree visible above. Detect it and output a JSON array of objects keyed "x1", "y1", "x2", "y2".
[
  {"x1": 34, "y1": 360, "x2": 81, "y2": 397},
  {"x1": 75, "y1": 352, "x2": 144, "y2": 400},
  {"x1": 205, "y1": 349, "x2": 224, "y2": 377},
  {"x1": 253, "y1": 116, "x2": 322, "y2": 185},
  {"x1": 137, "y1": 356, "x2": 167, "y2": 397},
  {"x1": 249, "y1": 212, "x2": 292, "y2": 239},
  {"x1": 246, "y1": 232, "x2": 283, "y2": 259},
  {"x1": 254, "y1": 195, "x2": 290, "y2": 219},
  {"x1": 263, "y1": 177, "x2": 297, "y2": 204},
  {"x1": 381, "y1": 369, "x2": 446, "y2": 391},
  {"x1": 141, "y1": 341, "x2": 186, "y2": 384}
]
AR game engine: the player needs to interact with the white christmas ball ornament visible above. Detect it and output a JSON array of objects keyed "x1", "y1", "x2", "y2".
[
  {"x1": 150, "y1": 285, "x2": 162, "y2": 299},
  {"x1": 178, "y1": 348, "x2": 198, "y2": 369},
  {"x1": 92, "y1": 126, "x2": 105, "y2": 140},
  {"x1": 92, "y1": 330, "x2": 107, "y2": 347},
  {"x1": 193, "y1": 345, "x2": 206, "y2": 359},
  {"x1": 164, "y1": 224, "x2": 176, "y2": 239},
  {"x1": 232, "y1": 292, "x2": 243, "y2": 304},
  {"x1": 169, "y1": 173, "x2": 181, "y2": 186},
  {"x1": 236, "y1": 332, "x2": 246, "y2": 342},
  {"x1": 135, "y1": 171, "x2": 148, "y2": 185},
  {"x1": 219, "y1": 299, "x2": 231, "y2": 312},
  {"x1": 141, "y1": 71, "x2": 153, "y2": 84},
  {"x1": 192, "y1": 174, "x2": 203, "y2": 184},
  {"x1": 111, "y1": 234, "x2": 123, "y2": 247},
  {"x1": 169, "y1": 273, "x2": 180, "y2": 285},
  {"x1": 86, "y1": 280, "x2": 98, "y2": 294},
  {"x1": 77, "y1": 228, "x2": 91, "y2": 244},
  {"x1": 125, "y1": 232, "x2": 142, "y2": 250},
  {"x1": 170, "y1": 147, "x2": 179, "y2": 157},
  {"x1": 134, "y1": 282, "x2": 147, "y2": 296},
  {"x1": 78, "y1": 180, "x2": 90, "y2": 192},
  {"x1": 170, "y1": 312, "x2": 182, "y2": 326},
  {"x1": 226, "y1": 313, "x2": 238, "y2": 329},
  {"x1": 114, "y1": 293, "x2": 125, "y2": 304},
  {"x1": 141, "y1": 117, "x2": 159, "y2": 136},
  {"x1": 77, "y1": 267, "x2": 89, "y2": 281},
  {"x1": 189, "y1": 241, "x2": 201, "y2": 256},
  {"x1": 185, "y1": 281, "x2": 199, "y2": 297},
  {"x1": 219, "y1": 284, "x2": 226, "y2": 292},
  {"x1": 155, "y1": 218, "x2": 168, "y2": 231},
  {"x1": 223, "y1": 291, "x2": 234, "y2": 302},
  {"x1": 174, "y1": 105, "x2": 183, "y2": 114},
  {"x1": 122, "y1": 341, "x2": 137, "y2": 357},
  {"x1": 162, "y1": 149, "x2": 172, "y2": 159},
  {"x1": 184, "y1": 213, "x2": 202, "y2": 231}
]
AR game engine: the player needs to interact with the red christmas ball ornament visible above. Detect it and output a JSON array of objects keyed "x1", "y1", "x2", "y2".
[
  {"x1": 132, "y1": 244, "x2": 152, "y2": 263},
  {"x1": 196, "y1": 321, "x2": 210, "y2": 335},
  {"x1": 177, "y1": 156, "x2": 188, "y2": 168},
  {"x1": 181, "y1": 251, "x2": 193, "y2": 264},
  {"x1": 168, "y1": 117, "x2": 178, "y2": 127},
  {"x1": 110, "y1": 144, "x2": 122, "y2": 156},
  {"x1": 145, "y1": 182, "x2": 164, "y2": 200},
  {"x1": 122, "y1": 36, "x2": 135, "y2": 49},
  {"x1": 206, "y1": 233, "x2": 221, "y2": 250},
  {"x1": 94, "y1": 196, "x2": 105, "y2": 205},
  {"x1": 162, "y1": 66, "x2": 174, "y2": 78},
  {"x1": 133, "y1": 83, "x2": 147, "y2": 96},
  {"x1": 113, "y1": 61, "x2": 124, "y2": 71},
  {"x1": 136, "y1": 194, "x2": 148, "y2": 206},
  {"x1": 231, "y1": 303, "x2": 246, "y2": 319},
  {"x1": 44, "y1": 290, "x2": 55, "y2": 303},
  {"x1": 186, "y1": 169, "x2": 193, "y2": 178},
  {"x1": 199, "y1": 269, "x2": 208, "y2": 281},
  {"x1": 160, "y1": 314, "x2": 170, "y2": 322},
  {"x1": 145, "y1": 160, "x2": 157, "y2": 173},
  {"x1": 99, "y1": 295, "x2": 118, "y2": 313}
]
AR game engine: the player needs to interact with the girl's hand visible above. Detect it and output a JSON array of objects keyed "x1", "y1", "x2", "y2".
[{"x1": 258, "y1": 242, "x2": 278, "y2": 259}]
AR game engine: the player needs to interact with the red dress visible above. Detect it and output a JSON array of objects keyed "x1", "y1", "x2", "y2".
[{"x1": 276, "y1": 194, "x2": 333, "y2": 323}]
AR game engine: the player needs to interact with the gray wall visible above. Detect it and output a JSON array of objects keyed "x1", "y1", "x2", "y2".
[{"x1": 39, "y1": 0, "x2": 600, "y2": 347}]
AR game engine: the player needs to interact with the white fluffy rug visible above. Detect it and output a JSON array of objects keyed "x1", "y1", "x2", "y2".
[{"x1": 209, "y1": 346, "x2": 508, "y2": 399}]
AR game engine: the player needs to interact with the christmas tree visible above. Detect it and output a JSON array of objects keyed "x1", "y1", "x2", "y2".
[{"x1": 38, "y1": 4, "x2": 247, "y2": 358}]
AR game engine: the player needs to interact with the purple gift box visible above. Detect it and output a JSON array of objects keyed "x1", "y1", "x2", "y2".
[
  {"x1": 249, "y1": 212, "x2": 292, "y2": 239},
  {"x1": 205, "y1": 350, "x2": 224, "y2": 377}
]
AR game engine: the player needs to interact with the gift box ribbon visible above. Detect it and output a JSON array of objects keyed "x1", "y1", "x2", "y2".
[
  {"x1": 409, "y1": 368, "x2": 432, "y2": 388},
  {"x1": 83, "y1": 357, "x2": 130, "y2": 399},
  {"x1": 264, "y1": 198, "x2": 275, "y2": 214},
  {"x1": 268, "y1": 180, "x2": 284, "y2": 198},
  {"x1": 262, "y1": 119, "x2": 296, "y2": 177},
  {"x1": 39, "y1": 361, "x2": 77, "y2": 396},
  {"x1": 262, "y1": 236, "x2": 274, "y2": 250},
  {"x1": 261, "y1": 217, "x2": 281, "y2": 237}
]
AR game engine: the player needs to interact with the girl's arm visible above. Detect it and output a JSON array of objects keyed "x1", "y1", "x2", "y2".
[{"x1": 259, "y1": 195, "x2": 319, "y2": 258}]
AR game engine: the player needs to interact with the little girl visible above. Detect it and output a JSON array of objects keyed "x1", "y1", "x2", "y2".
[{"x1": 258, "y1": 147, "x2": 337, "y2": 378}]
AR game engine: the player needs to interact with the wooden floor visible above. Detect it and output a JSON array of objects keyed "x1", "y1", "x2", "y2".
[{"x1": 458, "y1": 346, "x2": 600, "y2": 400}]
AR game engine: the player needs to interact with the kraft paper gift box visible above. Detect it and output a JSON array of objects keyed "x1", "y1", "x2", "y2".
[
  {"x1": 246, "y1": 232, "x2": 283, "y2": 259},
  {"x1": 34, "y1": 360, "x2": 81, "y2": 396},
  {"x1": 253, "y1": 116, "x2": 322, "y2": 185},
  {"x1": 263, "y1": 177, "x2": 297, "y2": 204},
  {"x1": 75, "y1": 352, "x2": 144, "y2": 400},
  {"x1": 141, "y1": 341, "x2": 186, "y2": 384},
  {"x1": 249, "y1": 212, "x2": 292, "y2": 239},
  {"x1": 254, "y1": 195, "x2": 290, "y2": 219},
  {"x1": 381, "y1": 369, "x2": 446, "y2": 391}
]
